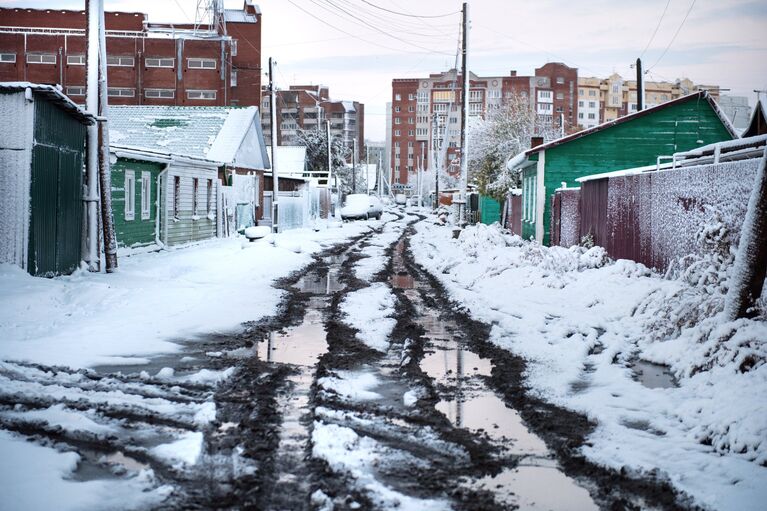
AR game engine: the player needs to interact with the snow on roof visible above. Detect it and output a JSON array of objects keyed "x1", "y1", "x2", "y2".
[
  {"x1": 109, "y1": 105, "x2": 266, "y2": 168},
  {"x1": 575, "y1": 163, "x2": 670, "y2": 183},
  {"x1": 675, "y1": 133, "x2": 767, "y2": 159},
  {"x1": 341, "y1": 101, "x2": 356, "y2": 112},
  {"x1": 0, "y1": 82, "x2": 94, "y2": 124},
  {"x1": 744, "y1": 99, "x2": 766, "y2": 137},
  {"x1": 522, "y1": 91, "x2": 737, "y2": 157},
  {"x1": 266, "y1": 146, "x2": 307, "y2": 177},
  {"x1": 223, "y1": 9, "x2": 258, "y2": 23}
]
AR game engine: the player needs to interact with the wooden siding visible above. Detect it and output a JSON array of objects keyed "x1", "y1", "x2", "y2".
[
  {"x1": 111, "y1": 158, "x2": 166, "y2": 249},
  {"x1": 163, "y1": 163, "x2": 218, "y2": 246},
  {"x1": 521, "y1": 166, "x2": 536, "y2": 240},
  {"x1": 579, "y1": 178, "x2": 609, "y2": 247},
  {"x1": 539, "y1": 97, "x2": 734, "y2": 245}
]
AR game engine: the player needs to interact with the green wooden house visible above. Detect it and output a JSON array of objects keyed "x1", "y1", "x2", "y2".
[
  {"x1": 110, "y1": 146, "x2": 220, "y2": 252},
  {"x1": 507, "y1": 91, "x2": 737, "y2": 245},
  {"x1": 0, "y1": 83, "x2": 94, "y2": 276}
]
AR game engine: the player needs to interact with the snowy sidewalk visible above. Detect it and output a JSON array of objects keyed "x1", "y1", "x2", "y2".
[{"x1": 410, "y1": 219, "x2": 767, "y2": 511}]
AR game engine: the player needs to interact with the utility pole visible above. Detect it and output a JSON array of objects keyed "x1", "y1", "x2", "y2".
[
  {"x1": 352, "y1": 138, "x2": 358, "y2": 194},
  {"x1": 326, "y1": 120, "x2": 334, "y2": 216},
  {"x1": 96, "y1": 0, "x2": 117, "y2": 272},
  {"x1": 458, "y1": 1, "x2": 470, "y2": 226},
  {"x1": 636, "y1": 57, "x2": 644, "y2": 111},
  {"x1": 268, "y1": 57, "x2": 279, "y2": 233},
  {"x1": 84, "y1": 0, "x2": 100, "y2": 271},
  {"x1": 433, "y1": 114, "x2": 439, "y2": 209},
  {"x1": 419, "y1": 141, "x2": 425, "y2": 207}
]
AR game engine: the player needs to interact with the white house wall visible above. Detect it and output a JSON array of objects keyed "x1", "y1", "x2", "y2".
[{"x1": 164, "y1": 162, "x2": 219, "y2": 246}]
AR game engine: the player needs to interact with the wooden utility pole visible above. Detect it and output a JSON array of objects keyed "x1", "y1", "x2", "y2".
[
  {"x1": 725, "y1": 150, "x2": 767, "y2": 320},
  {"x1": 268, "y1": 57, "x2": 279, "y2": 233},
  {"x1": 636, "y1": 57, "x2": 645, "y2": 111},
  {"x1": 84, "y1": 0, "x2": 100, "y2": 271},
  {"x1": 458, "y1": 1, "x2": 470, "y2": 225},
  {"x1": 96, "y1": 0, "x2": 117, "y2": 272}
]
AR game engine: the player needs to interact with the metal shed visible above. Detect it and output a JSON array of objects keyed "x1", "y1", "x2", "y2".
[{"x1": 0, "y1": 82, "x2": 94, "y2": 276}]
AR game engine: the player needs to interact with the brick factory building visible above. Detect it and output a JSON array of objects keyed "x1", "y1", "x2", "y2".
[
  {"x1": 261, "y1": 85, "x2": 364, "y2": 162},
  {"x1": 0, "y1": 1, "x2": 262, "y2": 107}
]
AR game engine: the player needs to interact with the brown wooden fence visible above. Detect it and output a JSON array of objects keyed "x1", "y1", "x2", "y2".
[{"x1": 551, "y1": 159, "x2": 760, "y2": 270}]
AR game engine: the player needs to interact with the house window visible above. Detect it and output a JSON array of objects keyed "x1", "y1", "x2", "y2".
[
  {"x1": 589, "y1": 90, "x2": 596, "y2": 97},
  {"x1": 408, "y1": 141, "x2": 414, "y2": 147},
  {"x1": 556, "y1": 77, "x2": 564, "y2": 84},
  {"x1": 394, "y1": 129, "x2": 400, "y2": 136},
  {"x1": 395, "y1": 93, "x2": 401, "y2": 101},
  {"x1": 141, "y1": 171, "x2": 151, "y2": 220},
  {"x1": 187, "y1": 58, "x2": 216, "y2": 69},
  {"x1": 394, "y1": 117, "x2": 401, "y2": 125},
  {"x1": 108, "y1": 87, "x2": 135, "y2": 97},
  {"x1": 66, "y1": 54, "x2": 85, "y2": 65},
  {"x1": 408, "y1": 93, "x2": 414, "y2": 100},
  {"x1": 408, "y1": 129, "x2": 414, "y2": 136},
  {"x1": 145, "y1": 57, "x2": 174, "y2": 68},
  {"x1": 394, "y1": 141, "x2": 400, "y2": 148},
  {"x1": 66, "y1": 86, "x2": 85, "y2": 96},
  {"x1": 230, "y1": 69, "x2": 237, "y2": 86},
  {"x1": 578, "y1": 101, "x2": 584, "y2": 107},
  {"x1": 578, "y1": 112, "x2": 584, "y2": 119},
  {"x1": 579, "y1": 89, "x2": 584, "y2": 96},
  {"x1": 588, "y1": 113, "x2": 595, "y2": 119},
  {"x1": 124, "y1": 170, "x2": 136, "y2": 221},
  {"x1": 187, "y1": 90, "x2": 216, "y2": 100},
  {"x1": 0, "y1": 53, "x2": 16, "y2": 63},
  {"x1": 408, "y1": 105, "x2": 414, "y2": 112},
  {"x1": 27, "y1": 53, "x2": 56, "y2": 64},
  {"x1": 173, "y1": 176, "x2": 181, "y2": 220},
  {"x1": 231, "y1": 40, "x2": 237, "y2": 56},
  {"x1": 395, "y1": 106, "x2": 401, "y2": 112},
  {"x1": 206, "y1": 179, "x2": 213, "y2": 215},
  {"x1": 192, "y1": 178, "x2": 199, "y2": 218},
  {"x1": 408, "y1": 117, "x2": 414, "y2": 124},
  {"x1": 145, "y1": 88, "x2": 175, "y2": 99},
  {"x1": 556, "y1": 92, "x2": 564, "y2": 100},
  {"x1": 107, "y1": 56, "x2": 134, "y2": 67},
  {"x1": 612, "y1": 84, "x2": 620, "y2": 93},
  {"x1": 588, "y1": 101, "x2": 596, "y2": 108}
]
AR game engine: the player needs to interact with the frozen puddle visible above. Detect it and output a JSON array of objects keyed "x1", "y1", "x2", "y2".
[
  {"x1": 391, "y1": 237, "x2": 598, "y2": 510},
  {"x1": 633, "y1": 360, "x2": 676, "y2": 389}
]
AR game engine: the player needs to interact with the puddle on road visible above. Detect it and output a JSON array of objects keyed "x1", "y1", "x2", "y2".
[
  {"x1": 258, "y1": 306, "x2": 328, "y2": 366},
  {"x1": 390, "y1": 234, "x2": 598, "y2": 510},
  {"x1": 633, "y1": 360, "x2": 676, "y2": 389},
  {"x1": 294, "y1": 265, "x2": 344, "y2": 294}
]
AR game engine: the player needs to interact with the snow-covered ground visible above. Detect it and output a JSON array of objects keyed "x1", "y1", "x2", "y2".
[
  {"x1": 0, "y1": 219, "x2": 381, "y2": 510},
  {"x1": 410, "y1": 220, "x2": 767, "y2": 511}
]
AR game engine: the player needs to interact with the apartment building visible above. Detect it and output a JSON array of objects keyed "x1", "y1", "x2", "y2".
[
  {"x1": 577, "y1": 74, "x2": 720, "y2": 128},
  {"x1": 260, "y1": 85, "x2": 364, "y2": 162},
  {"x1": 389, "y1": 62, "x2": 578, "y2": 186},
  {"x1": 0, "y1": 2, "x2": 262, "y2": 107}
]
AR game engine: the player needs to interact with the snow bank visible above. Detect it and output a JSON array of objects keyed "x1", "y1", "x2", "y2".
[
  {"x1": 353, "y1": 220, "x2": 405, "y2": 281},
  {"x1": 0, "y1": 222, "x2": 373, "y2": 369},
  {"x1": 317, "y1": 370, "x2": 382, "y2": 402},
  {"x1": 411, "y1": 220, "x2": 767, "y2": 511},
  {"x1": 339, "y1": 283, "x2": 397, "y2": 352}
]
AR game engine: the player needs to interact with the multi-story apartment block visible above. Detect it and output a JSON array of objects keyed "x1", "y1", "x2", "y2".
[
  {"x1": 0, "y1": 2, "x2": 262, "y2": 107},
  {"x1": 260, "y1": 85, "x2": 364, "y2": 162},
  {"x1": 389, "y1": 62, "x2": 578, "y2": 187},
  {"x1": 577, "y1": 74, "x2": 720, "y2": 128}
]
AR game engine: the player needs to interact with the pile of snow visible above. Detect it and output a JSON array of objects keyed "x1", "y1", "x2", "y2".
[
  {"x1": 339, "y1": 283, "x2": 397, "y2": 352},
  {"x1": 410, "y1": 219, "x2": 767, "y2": 511},
  {"x1": 354, "y1": 219, "x2": 405, "y2": 281},
  {"x1": 317, "y1": 370, "x2": 383, "y2": 402}
]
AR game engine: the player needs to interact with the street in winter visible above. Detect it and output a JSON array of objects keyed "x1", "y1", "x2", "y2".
[{"x1": 0, "y1": 1, "x2": 766, "y2": 510}]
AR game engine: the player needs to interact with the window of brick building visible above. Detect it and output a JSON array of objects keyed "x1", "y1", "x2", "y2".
[
  {"x1": 556, "y1": 92, "x2": 564, "y2": 100},
  {"x1": 187, "y1": 90, "x2": 217, "y2": 100},
  {"x1": 66, "y1": 54, "x2": 85, "y2": 65},
  {"x1": 187, "y1": 58, "x2": 216, "y2": 69},
  {"x1": 27, "y1": 53, "x2": 56, "y2": 64},
  {"x1": 66, "y1": 86, "x2": 85, "y2": 96},
  {"x1": 0, "y1": 53, "x2": 16, "y2": 63},
  {"x1": 556, "y1": 77, "x2": 564, "y2": 84},
  {"x1": 145, "y1": 89, "x2": 175, "y2": 99},
  {"x1": 146, "y1": 57, "x2": 174, "y2": 68},
  {"x1": 107, "y1": 56, "x2": 134, "y2": 67},
  {"x1": 107, "y1": 87, "x2": 135, "y2": 97}
]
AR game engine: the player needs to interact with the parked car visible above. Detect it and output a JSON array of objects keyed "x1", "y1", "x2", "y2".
[
  {"x1": 341, "y1": 194, "x2": 383, "y2": 220},
  {"x1": 395, "y1": 193, "x2": 407, "y2": 205}
]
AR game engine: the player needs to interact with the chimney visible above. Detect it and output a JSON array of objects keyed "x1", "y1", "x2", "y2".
[
  {"x1": 531, "y1": 136, "x2": 544, "y2": 148},
  {"x1": 509, "y1": 70, "x2": 517, "y2": 77}
]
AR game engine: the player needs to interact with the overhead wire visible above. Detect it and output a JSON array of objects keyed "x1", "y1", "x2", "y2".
[
  {"x1": 646, "y1": 0, "x2": 696, "y2": 71},
  {"x1": 639, "y1": 0, "x2": 672, "y2": 59},
  {"x1": 358, "y1": 0, "x2": 459, "y2": 19}
]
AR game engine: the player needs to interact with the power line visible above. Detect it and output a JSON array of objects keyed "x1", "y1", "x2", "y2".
[
  {"x1": 647, "y1": 0, "x2": 696, "y2": 71},
  {"x1": 358, "y1": 0, "x2": 459, "y2": 19},
  {"x1": 639, "y1": 0, "x2": 672, "y2": 59}
]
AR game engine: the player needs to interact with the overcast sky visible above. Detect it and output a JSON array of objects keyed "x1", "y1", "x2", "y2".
[{"x1": 6, "y1": 0, "x2": 767, "y2": 140}]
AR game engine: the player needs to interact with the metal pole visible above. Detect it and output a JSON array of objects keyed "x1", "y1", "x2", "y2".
[
  {"x1": 84, "y1": 0, "x2": 100, "y2": 271},
  {"x1": 458, "y1": 2, "x2": 470, "y2": 225},
  {"x1": 636, "y1": 57, "x2": 644, "y2": 111},
  {"x1": 268, "y1": 57, "x2": 279, "y2": 233},
  {"x1": 97, "y1": 0, "x2": 117, "y2": 272},
  {"x1": 352, "y1": 138, "x2": 357, "y2": 194},
  {"x1": 433, "y1": 115, "x2": 439, "y2": 209},
  {"x1": 326, "y1": 120, "x2": 334, "y2": 216}
]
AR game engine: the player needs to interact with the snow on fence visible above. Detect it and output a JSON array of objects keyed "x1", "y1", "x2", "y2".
[{"x1": 557, "y1": 159, "x2": 760, "y2": 271}]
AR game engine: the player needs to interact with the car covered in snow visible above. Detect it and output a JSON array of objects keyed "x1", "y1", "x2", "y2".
[
  {"x1": 394, "y1": 194, "x2": 407, "y2": 205},
  {"x1": 340, "y1": 194, "x2": 383, "y2": 220}
]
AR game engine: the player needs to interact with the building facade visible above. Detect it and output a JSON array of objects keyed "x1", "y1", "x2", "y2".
[
  {"x1": 388, "y1": 62, "x2": 579, "y2": 187},
  {"x1": 0, "y1": 2, "x2": 262, "y2": 107},
  {"x1": 260, "y1": 84, "x2": 364, "y2": 162},
  {"x1": 577, "y1": 74, "x2": 720, "y2": 128}
]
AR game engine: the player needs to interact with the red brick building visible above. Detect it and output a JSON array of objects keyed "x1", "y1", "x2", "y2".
[
  {"x1": 0, "y1": 1, "x2": 261, "y2": 107},
  {"x1": 389, "y1": 63, "x2": 578, "y2": 187},
  {"x1": 261, "y1": 85, "x2": 364, "y2": 162}
]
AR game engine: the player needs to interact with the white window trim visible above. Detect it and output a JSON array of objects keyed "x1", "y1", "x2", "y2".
[
  {"x1": 66, "y1": 86, "x2": 85, "y2": 96},
  {"x1": 187, "y1": 58, "x2": 217, "y2": 70},
  {"x1": 145, "y1": 57, "x2": 174, "y2": 68},
  {"x1": 27, "y1": 53, "x2": 56, "y2": 64},
  {"x1": 66, "y1": 54, "x2": 85, "y2": 65},
  {"x1": 145, "y1": 88, "x2": 175, "y2": 99},
  {"x1": 141, "y1": 171, "x2": 151, "y2": 220},
  {"x1": 124, "y1": 170, "x2": 136, "y2": 221},
  {"x1": 108, "y1": 87, "x2": 135, "y2": 97},
  {"x1": 107, "y1": 56, "x2": 134, "y2": 67},
  {"x1": 0, "y1": 53, "x2": 16, "y2": 63},
  {"x1": 187, "y1": 90, "x2": 217, "y2": 100}
]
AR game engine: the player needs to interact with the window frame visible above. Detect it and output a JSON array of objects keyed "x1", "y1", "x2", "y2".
[
  {"x1": 66, "y1": 54, "x2": 85, "y2": 65},
  {"x1": 107, "y1": 55, "x2": 134, "y2": 67},
  {"x1": 144, "y1": 88, "x2": 175, "y2": 99},
  {"x1": 173, "y1": 176, "x2": 181, "y2": 220},
  {"x1": 0, "y1": 53, "x2": 16, "y2": 63},
  {"x1": 186, "y1": 90, "x2": 217, "y2": 100},
  {"x1": 145, "y1": 57, "x2": 174, "y2": 68},
  {"x1": 26, "y1": 53, "x2": 56, "y2": 64},
  {"x1": 124, "y1": 170, "x2": 136, "y2": 221},
  {"x1": 66, "y1": 86, "x2": 86, "y2": 96},
  {"x1": 140, "y1": 172, "x2": 151, "y2": 220},
  {"x1": 187, "y1": 58, "x2": 217, "y2": 70},
  {"x1": 107, "y1": 87, "x2": 135, "y2": 98}
]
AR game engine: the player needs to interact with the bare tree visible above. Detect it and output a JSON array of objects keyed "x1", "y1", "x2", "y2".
[{"x1": 725, "y1": 150, "x2": 767, "y2": 320}]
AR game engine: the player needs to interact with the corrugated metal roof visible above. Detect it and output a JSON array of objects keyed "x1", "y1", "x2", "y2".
[
  {"x1": 108, "y1": 105, "x2": 267, "y2": 168},
  {"x1": 0, "y1": 82, "x2": 94, "y2": 124}
]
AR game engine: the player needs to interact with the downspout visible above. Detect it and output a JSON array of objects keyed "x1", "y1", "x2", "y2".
[{"x1": 156, "y1": 166, "x2": 169, "y2": 247}]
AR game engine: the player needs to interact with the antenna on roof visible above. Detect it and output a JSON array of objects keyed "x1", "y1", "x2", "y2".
[{"x1": 194, "y1": 0, "x2": 226, "y2": 35}]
